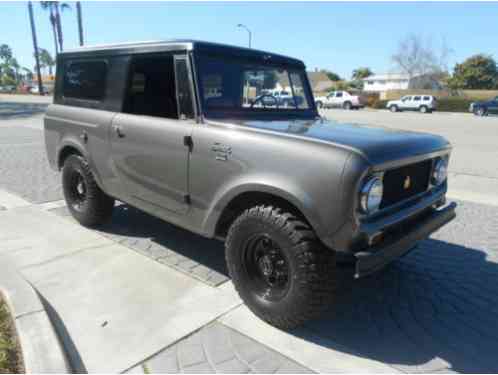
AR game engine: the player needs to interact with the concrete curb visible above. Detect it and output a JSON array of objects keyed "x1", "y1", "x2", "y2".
[{"x1": 0, "y1": 261, "x2": 70, "y2": 373}]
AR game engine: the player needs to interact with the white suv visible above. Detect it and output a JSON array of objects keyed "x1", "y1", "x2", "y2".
[
  {"x1": 387, "y1": 95, "x2": 437, "y2": 113},
  {"x1": 315, "y1": 91, "x2": 364, "y2": 110}
]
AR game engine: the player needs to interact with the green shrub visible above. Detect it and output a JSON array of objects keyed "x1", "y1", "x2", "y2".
[{"x1": 436, "y1": 97, "x2": 474, "y2": 113}]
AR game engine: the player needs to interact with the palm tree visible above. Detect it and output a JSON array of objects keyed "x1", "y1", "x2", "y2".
[
  {"x1": 76, "y1": 2, "x2": 84, "y2": 46},
  {"x1": 28, "y1": 1, "x2": 44, "y2": 95},
  {"x1": 351, "y1": 67, "x2": 373, "y2": 81},
  {"x1": 54, "y1": 2, "x2": 71, "y2": 52},
  {"x1": 40, "y1": 2, "x2": 70, "y2": 54},
  {"x1": 36, "y1": 48, "x2": 55, "y2": 75},
  {"x1": 40, "y1": 2, "x2": 58, "y2": 55}
]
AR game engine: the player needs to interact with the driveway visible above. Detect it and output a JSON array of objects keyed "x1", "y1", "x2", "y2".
[{"x1": 1, "y1": 96, "x2": 498, "y2": 373}]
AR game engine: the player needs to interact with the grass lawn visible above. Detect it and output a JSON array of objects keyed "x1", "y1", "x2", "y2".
[{"x1": 0, "y1": 295, "x2": 23, "y2": 373}]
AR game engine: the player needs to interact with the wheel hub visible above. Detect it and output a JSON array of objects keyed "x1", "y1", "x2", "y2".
[
  {"x1": 77, "y1": 181, "x2": 85, "y2": 195},
  {"x1": 258, "y1": 254, "x2": 274, "y2": 277},
  {"x1": 243, "y1": 234, "x2": 290, "y2": 301}
]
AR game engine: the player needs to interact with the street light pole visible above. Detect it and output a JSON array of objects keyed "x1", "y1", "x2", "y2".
[{"x1": 237, "y1": 24, "x2": 252, "y2": 48}]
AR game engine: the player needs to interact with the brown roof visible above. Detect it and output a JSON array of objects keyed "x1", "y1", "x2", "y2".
[{"x1": 307, "y1": 71, "x2": 334, "y2": 92}]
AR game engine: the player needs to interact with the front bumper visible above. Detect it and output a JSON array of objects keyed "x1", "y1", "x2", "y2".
[{"x1": 353, "y1": 202, "x2": 456, "y2": 278}]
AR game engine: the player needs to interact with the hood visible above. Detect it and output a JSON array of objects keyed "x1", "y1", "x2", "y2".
[{"x1": 213, "y1": 117, "x2": 450, "y2": 166}]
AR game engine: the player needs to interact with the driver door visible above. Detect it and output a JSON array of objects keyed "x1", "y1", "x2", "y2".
[{"x1": 110, "y1": 53, "x2": 195, "y2": 215}]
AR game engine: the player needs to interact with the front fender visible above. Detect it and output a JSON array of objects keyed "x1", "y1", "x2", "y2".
[{"x1": 202, "y1": 180, "x2": 326, "y2": 240}]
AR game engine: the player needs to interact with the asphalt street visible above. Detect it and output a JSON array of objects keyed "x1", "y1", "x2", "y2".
[{"x1": 1, "y1": 96, "x2": 498, "y2": 372}]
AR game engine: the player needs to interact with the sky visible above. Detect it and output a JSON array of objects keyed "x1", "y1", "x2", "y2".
[{"x1": 2, "y1": 1, "x2": 498, "y2": 79}]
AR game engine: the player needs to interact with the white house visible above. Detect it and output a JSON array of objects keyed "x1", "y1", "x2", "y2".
[
  {"x1": 363, "y1": 73, "x2": 443, "y2": 92},
  {"x1": 362, "y1": 74, "x2": 411, "y2": 92}
]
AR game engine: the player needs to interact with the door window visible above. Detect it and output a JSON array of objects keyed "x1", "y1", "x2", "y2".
[
  {"x1": 413, "y1": 96, "x2": 421, "y2": 101},
  {"x1": 174, "y1": 56, "x2": 195, "y2": 119},
  {"x1": 123, "y1": 55, "x2": 178, "y2": 119},
  {"x1": 336, "y1": 92, "x2": 343, "y2": 98}
]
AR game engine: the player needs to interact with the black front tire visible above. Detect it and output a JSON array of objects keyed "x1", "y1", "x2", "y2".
[
  {"x1": 225, "y1": 205, "x2": 336, "y2": 329},
  {"x1": 62, "y1": 155, "x2": 115, "y2": 227},
  {"x1": 476, "y1": 107, "x2": 487, "y2": 117}
]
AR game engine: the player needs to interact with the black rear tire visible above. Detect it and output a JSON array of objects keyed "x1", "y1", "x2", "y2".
[
  {"x1": 62, "y1": 154, "x2": 115, "y2": 227},
  {"x1": 225, "y1": 205, "x2": 336, "y2": 329},
  {"x1": 343, "y1": 101, "x2": 352, "y2": 110}
]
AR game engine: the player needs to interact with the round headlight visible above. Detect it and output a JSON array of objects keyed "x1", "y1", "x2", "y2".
[
  {"x1": 360, "y1": 177, "x2": 383, "y2": 214},
  {"x1": 432, "y1": 158, "x2": 448, "y2": 185}
]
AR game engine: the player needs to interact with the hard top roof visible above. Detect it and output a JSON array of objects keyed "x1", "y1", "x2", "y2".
[{"x1": 60, "y1": 39, "x2": 305, "y2": 67}]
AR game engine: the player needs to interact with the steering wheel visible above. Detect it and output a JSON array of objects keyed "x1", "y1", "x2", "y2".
[{"x1": 250, "y1": 94, "x2": 279, "y2": 108}]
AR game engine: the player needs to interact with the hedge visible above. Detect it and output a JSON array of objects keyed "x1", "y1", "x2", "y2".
[{"x1": 435, "y1": 98, "x2": 474, "y2": 113}]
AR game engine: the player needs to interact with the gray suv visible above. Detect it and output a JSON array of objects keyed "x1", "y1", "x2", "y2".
[{"x1": 44, "y1": 40, "x2": 456, "y2": 329}]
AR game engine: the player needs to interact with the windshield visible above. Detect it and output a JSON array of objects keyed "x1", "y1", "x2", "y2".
[{"x1": 196, "y1": 54, "x2": 313, "y2": 114}]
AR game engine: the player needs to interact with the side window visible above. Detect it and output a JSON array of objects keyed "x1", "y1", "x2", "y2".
[
  {"x1": 63, "y1": 60, "x2": 107, "y2": 100},
  {"x1": 413, "y1": 96, "x2": 421, "y2": 101},
  {"x1": 423, "y1": 96, "x2": 431, "y2": 101},
  {"x1": 336, "y1": 92, "x2": 343, "y2": 98},
  {"x1": 327, "y1": 92, "x2": 335, "y2": 98},
  {"x1": 403, "y1": 96, "x2": 411, "y2": 101},
  {"x1": 122, "y1": 55, "x2": 178, "y2": 119},
  {"x1": 174, "y1": 56, "x2": 195, "y2": 119}
]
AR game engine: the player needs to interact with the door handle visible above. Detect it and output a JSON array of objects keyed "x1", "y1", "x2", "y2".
[{"x1": 114, "y1": 125, "x2": 125, "y2": 138}]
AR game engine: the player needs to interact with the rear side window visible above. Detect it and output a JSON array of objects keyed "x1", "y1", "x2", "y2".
[
  {"x1": 63, "y1": 61, "x2": 107, "y2": 100},
  {"x1": 413, "y1": 96, "x2": 421, "y2": 101},
  {"x1": 423, "y1": 96, "x2": 431, "y2": 101}
]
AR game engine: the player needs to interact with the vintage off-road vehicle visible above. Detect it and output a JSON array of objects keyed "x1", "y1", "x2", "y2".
[{"x1": 45, "y1": 40, "x2": 456, "y2": 329}]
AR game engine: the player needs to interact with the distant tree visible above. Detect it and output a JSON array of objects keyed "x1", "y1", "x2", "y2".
[
  {"x1": 76, "y1": 1, "x2": 84, "y2": 46},
  {"x1": 40, "y1": 2, "x2": 59, "y2": 55},
  {"x1": 0, "y1": 44, "x2": 14, "y2": 85},
  {"x1": 323, "y1": 70, "x2": 341, "y2": 82},
  {"x1": 351, "y1": 67, "x2": 373, "y2": 81},
  {"x1": 391, "y1": 33, "x2": 453, "y2": 78},
  {"x1": 35, "y1": 48, "x2": 55, "y2": 75},
  {"x1": 29, "y1": 1, "x2": 44, "y2": 95},
  {"x1": 0, "y1": 44, "x2": 13, "y2": 62},
  {"x1": 22, "y1": 67, "x2": 34, "y2": 81},
  {"x1": 448, "y1": 54, "x2": 498, "y2": 89}
]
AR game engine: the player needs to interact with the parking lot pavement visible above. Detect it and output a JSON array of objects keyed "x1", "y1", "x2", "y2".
[
  {"x1": 320, "y1": 108, "x2": 498, "y2": 180},
  {"x1": 2, "y1": 98, "x2": 498, "y2": 373}
]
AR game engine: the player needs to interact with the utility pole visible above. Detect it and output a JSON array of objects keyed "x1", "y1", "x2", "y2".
[
  {"x1": 76, "y1": 2, "x2": 84, "y2": 46},
  {"x1": 28, "y1": 1, "x2": 44, "y2": 96},
  {"x1": 237, "y1": 24, "x2": 252, "y2": 48}
]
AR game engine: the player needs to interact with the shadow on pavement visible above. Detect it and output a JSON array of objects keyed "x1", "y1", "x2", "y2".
[
  {"x1": 54, "y1": 203, "x2": 498, "y2": 372},
  {"x1": 0, "y1": 102, "x2": 48, "y2": 120},
  {"x1": 299, "y1": 239, "x2": 498, "y2": 373}
]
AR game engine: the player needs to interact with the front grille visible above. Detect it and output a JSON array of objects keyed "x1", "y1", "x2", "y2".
[{"x1": 380, "y1": 159, "x2": 432, "y2": 209}]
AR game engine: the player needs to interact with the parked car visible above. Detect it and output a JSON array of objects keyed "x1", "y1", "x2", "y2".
[
  {"x1": 0, "y1": 85, "x2": 16, "y2": 93},
  {"x1": 256, "y1": 90, "x2": 304, "y2": 107},
  {"x1": 387, "y1": 95, "x2": 437, "y2": 113},
  {"x1": 45, "y1": 40, "x2": 456, "y2": 329},
  {"x1": 470, "y1": 96, "x2": 498, "y2": 116},
  {"x1": 315, "y1": 90, "x2": 365, "y2": 110},
  {"x1": 30, "y1": 85, "x2": 48, "y2": 95}
]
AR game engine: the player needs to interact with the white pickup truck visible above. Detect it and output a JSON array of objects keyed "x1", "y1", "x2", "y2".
[{"x1": 315, "y1": 91, "x2": 365, "y2": 110}]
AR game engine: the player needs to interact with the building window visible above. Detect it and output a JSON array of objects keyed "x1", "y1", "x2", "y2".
[{"x1": 63, "y1": 61, "x2": 107, "y2": 100}]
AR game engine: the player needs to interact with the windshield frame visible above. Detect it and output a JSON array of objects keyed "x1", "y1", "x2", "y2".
[{"x1": 193, "y1": 51, "x2": 318, "y2": 119}]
